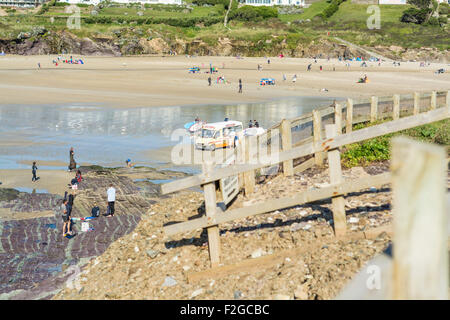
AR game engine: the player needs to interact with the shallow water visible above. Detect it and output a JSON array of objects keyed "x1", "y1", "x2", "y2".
[
  {"x1": 14, "y1": 187, "x2": 49, "y2": 194},
  {"x1": 0, "y1": 96, "x2": 337, "y2": 171}
]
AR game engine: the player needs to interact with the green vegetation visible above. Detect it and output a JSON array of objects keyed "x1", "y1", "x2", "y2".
[
  {"x1": 1, "y1": 0, "x2": 448, "y2": 54},
  {"x1": 400, "y1": 0, "x2": 448, "y2": 26},
  {"x1": 229, "y1": 5, "x2": 278, "y2": 22},
  {"x1": 341, "y1": 119, "x2": 449, "y2": 167},
  {"x1": 318, "y1": 0, "x2": 346, "y2": 19}
]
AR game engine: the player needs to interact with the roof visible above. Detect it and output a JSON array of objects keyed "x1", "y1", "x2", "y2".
[{"x1": 202, "y1": 120, "x2": 243, "y2": 130}]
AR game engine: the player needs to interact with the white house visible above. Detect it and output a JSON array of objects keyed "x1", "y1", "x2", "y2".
[
  {"x1": 0, "y1": 0, "x2": 45, "y2": 7},
  {"x1": 241, "y1": 0, "x2": 305, "y2": 6},
  {"x1": 378, "y1": 0, "x2": 406, "y2": 4},
  {"x1": 378, "y1": 0, "x2": 448, "y2": 3}
]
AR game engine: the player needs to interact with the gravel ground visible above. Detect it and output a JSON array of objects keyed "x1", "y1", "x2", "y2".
[{"x1": 53, "y1": 162, "x2": 395, "y2": 300}]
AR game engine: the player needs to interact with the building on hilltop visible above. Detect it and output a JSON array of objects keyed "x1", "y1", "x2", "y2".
[
  {"x1": 353, "y1": 0, "x2": 449, "y2": 4},
  {"x1": 240, "y1": 0, "x2": 306, "y2": 6},
  {"x1": 0, "y1": 0, "x2": 45, "y2": 7},
  {"x1": 64, "y1": 0, "x2": 183, "y2": 4}
]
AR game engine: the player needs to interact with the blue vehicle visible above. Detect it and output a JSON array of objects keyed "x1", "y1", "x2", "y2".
[{"x1": 260, "y1": 78, "x2": 275, "y2": 86}]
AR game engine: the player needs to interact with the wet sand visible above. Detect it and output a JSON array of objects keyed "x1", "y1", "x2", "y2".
[
  {"x1": 0, "y1": 55, "x2": 448, "y2": 108},
  {"x1": 0, "y1": 169, "x2": 74, "y2": 195}
]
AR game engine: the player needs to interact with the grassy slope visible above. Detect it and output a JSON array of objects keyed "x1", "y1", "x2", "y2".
[
  {"x1": 0, "y1": 1, "x2": 448, "y2": 51},
  {"x1": 341, "y1": 119, "x2": 449, "y2": 167}
]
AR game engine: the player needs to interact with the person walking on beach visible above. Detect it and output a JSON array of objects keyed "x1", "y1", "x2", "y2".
[
  {"x1": 106, "y1": 184, "x2": 116, "y2": 218},
  {"x1": 61, "y1": 199, "x2": 71, "y2": 237},
  {"x1": 292, "y1": 74, "x2": 297, "y2": 83},
  {"x1": 238, "y1": 79, "x2": 242, "y2": 93},
  {"x1": 68, "y1": 147, "x2": 76, "y2": 172},
  {"x1": 37, "y1": 62, "x2": 41, "y2": 69},
  {"x1": 32, "y1": 161, "x2": 38, "y2": 182},
  {"x1": 208, "y1": 76, "x2": 212, "y2": 86}
]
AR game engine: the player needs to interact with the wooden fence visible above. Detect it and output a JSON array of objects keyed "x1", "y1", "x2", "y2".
[
  {"x1": 161, "y1": 90, "x2": 449, "y2": 268},
  {"x1": 336, "y1": 137, "x2": 448, "y2": 300}
]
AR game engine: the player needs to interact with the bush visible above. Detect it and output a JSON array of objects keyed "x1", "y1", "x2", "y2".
[
  {"x1": 427, "y1": 16, "x2": 439, "y2": 25},
  {"x1": 438, "y1": 3, "x2": 450, "y2": 15},
  {"x1": 438, "y1": 15, "x2": 447, "y2": 25},
  {"x1": 229, "y1": 5, "x2": 278, "y2": 22},
  {"x1": 191, "y1": 0, "x2": 229, "y2": 8},
  {"x1": 317, "y1": 0, "x2": 346, "y2": 19},
  {"x1": 400, "y1": 7, "x2": 432, "y2": 24},
  {"x1": 54, "y1": 2, "x2": 70, "y2": 6},
  {"x1": 83, "y1": 15, "x2": 222, "y2": 27}
]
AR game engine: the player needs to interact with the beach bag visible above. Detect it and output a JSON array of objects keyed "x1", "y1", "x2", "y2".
[
  {"x1": 91, "y1": 206, "x2": 100, "y2": 217},
  {"x1": 81, "y1": 222, "x2": 89, "y2": 232}
]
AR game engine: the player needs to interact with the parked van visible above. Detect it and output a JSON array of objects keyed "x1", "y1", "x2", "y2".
[{"x1": 195, "y1": 120, "x2": 243, "y2": 151}]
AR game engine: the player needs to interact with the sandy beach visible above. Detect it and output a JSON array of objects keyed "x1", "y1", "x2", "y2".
[
  {"x1": 0, "y1": 55, "x2": 449, "y2": 108},
  {"x1": 0, "y1": 169, "x2": 73, "y2": 195}
]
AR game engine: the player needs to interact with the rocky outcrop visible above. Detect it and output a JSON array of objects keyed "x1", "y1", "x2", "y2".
[{"x1": 0, "y1": 29, "x2": 447, "y2": 62}]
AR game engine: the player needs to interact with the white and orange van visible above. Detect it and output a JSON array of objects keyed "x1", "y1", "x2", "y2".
[{"x1": 195, "y1": 120, "x2": 243, "y2": 151}]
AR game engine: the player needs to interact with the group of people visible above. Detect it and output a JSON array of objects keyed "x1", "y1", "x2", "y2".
[
  {"x1": 248, "y1": 120, "x2": 260, "y2": 128},
  {"x1": 60, "y1": 147, "x2": 117, "y2": 238},
  {"x1": 52, "y1": 56, "x2": 85, "y2": 67}
]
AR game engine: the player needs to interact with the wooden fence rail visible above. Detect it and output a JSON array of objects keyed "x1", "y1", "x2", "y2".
[
  {"x1": 161, "y1": 106, "x2": 448, "y2": 195},
  {"x1": 161, "y1": 90, "x2": 449, "y2": 268},
  {"x1": 336, "y1": 138, "x2": 448, "y2": 300}
]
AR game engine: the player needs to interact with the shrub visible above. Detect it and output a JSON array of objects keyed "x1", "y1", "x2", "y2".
[
  {"x1": 400, "y1": 7, "x2": 432, "y2": 24},
  {"x1": 438, "y1": 3, "x2": 450, "y2": 15},
  {"x1": 438, "y1": 16, "x2": 447, "y2": 25},
  {"x1": 317, "y1": 0, "x2": 346, "y2": 19},
  {"x1": 54, "y1": 2, "x2": 70, "y2": 6},
  {"x1": 191, "y1": 0, "x2": 229, "y2": 8},
  {"x1": 229, "y1": 5, "x2": 278, "y2": 22}
]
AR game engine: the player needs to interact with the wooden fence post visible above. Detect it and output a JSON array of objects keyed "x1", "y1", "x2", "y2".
[
  {"x1": 280, "y1": 119, "x2": 293, "y2": 176},
  {"x1": 202, "y1": 161, "x2": 221, "y2": 268},
  {"x1": 312, "y1": 109, "x2": 324, "y2": 166},
  {"x1": 430, "y1": 91, "x2": 437, "y2": 110},
  {"x1": 370, "y1": 96, "x2": 378, "y2": 122},
  {"x1": 335, "y1": 103, "x2": 342, "y2": 134},
  {"x1": 391, "y1": 137, "x2": 448, "y2": 299},
  {"x1": 346, "y1": 98, "x2": 353, "y2": 134},
  {"x1": 413, "y1": 92, "x2": 420, "y2": 115},
  {"x1": 325, "y1": 124, "x2": 346, "y2": 237},
  {"x1": 243, "y1": 136, "x2": 255, "y2": 195},
  {"x1": 446, "y1": 90, "x2": 450, "y2": 111},
  {"x1": 393, "y1": 94, "x2": 400, "y2": 120}
]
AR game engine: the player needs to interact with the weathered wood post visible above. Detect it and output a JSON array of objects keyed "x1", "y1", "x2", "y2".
[
  {"x1": 446, "y1": 90, "x2": 450, "y2": 111},
  {"x1": 391, "y1": 137, "x2": 448, "y2": 299},
  {"x1": 280, "y1": 119, "x2": 293, "y2": 176},
  {"x1": 430, "y1": 90, "x2": 437, "y2": 110},
  {"x1": 393, "y1": 94, "x2": 400, "y2": 120},
  {"x1": 346, "y1": 98, "x2": 353, "y2": 134},
  {"x1": 370, "y1": 96, "x2": 378, "y2": 122},
  {"x1": 243, "y1": 136, "x2": 255, "y2": 195},
  {"x1": 413, "y1": 92, "x2": 420, "y2": 115},
  {"x1": 325, "y1": 124, "x2": 346, "y2": 237},
  {"x1": 312, "y1": 109, "x2": 324, "y2": 166},
  {"x1": 335, "y1": 103, "x2": 342, "y2": 134},
  {"x1": 202, "y1": 161, "x2": 221, "y2": 268}
]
